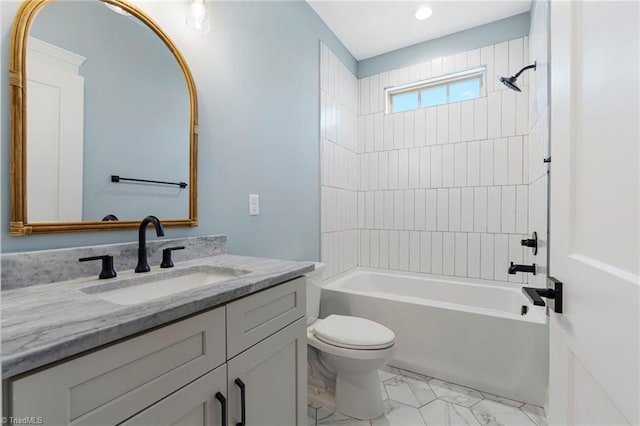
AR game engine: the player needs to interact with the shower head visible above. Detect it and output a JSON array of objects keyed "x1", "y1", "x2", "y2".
[{"x1": 497, "y1": 62, "x2": 537, "y2": 92}]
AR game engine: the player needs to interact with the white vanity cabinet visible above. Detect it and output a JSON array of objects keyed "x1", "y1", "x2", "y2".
[{"x1": 8, "y1": 277, "x2": 307, "y2": 426}]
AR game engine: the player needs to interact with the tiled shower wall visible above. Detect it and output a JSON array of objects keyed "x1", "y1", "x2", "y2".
[
  {"x1": 319, "y1": 43, "x2": 359, "y2": 278},
  {"x1": 356, "y1": 37, "x2": 532, "y2": 283}
]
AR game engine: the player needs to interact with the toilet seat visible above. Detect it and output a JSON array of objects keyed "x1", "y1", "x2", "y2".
[{"x1": 311, "y1": 315, "x2": 395, "y2": 350}]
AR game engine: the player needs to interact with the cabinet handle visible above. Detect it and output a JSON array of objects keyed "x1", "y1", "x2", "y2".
[
  {"x1": 215, "y1": 392, "x2": 226, "y2": 425},
  {"x1": 235, "y1": 378, "x2": 246, "y2": 426}
]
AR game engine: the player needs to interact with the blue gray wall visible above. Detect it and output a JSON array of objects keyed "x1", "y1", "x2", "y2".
[
  {"x1": 1, "y1": 0, "x2": 355, "y2": 257},
  {"x1": 358, "y1": 12, "x2": 530, "y2": 78}
]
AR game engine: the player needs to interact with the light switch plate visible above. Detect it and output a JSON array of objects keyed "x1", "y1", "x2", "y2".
[{"x1": 249, "y1": 194, "x2": 260, "y2": 216}]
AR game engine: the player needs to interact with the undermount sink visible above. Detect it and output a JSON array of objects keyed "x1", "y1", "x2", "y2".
[{"x1": 81, "y1": 265, "x2": 251, "y2": 305}]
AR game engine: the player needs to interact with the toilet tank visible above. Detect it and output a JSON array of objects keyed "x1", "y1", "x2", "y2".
[{"x1": 305, "y1": 262, "x2": 326, "y2": 325}]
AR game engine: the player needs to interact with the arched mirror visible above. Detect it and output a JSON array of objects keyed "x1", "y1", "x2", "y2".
[{"x1": 9, "y1": 0, "x2": 198, "y2": 235}]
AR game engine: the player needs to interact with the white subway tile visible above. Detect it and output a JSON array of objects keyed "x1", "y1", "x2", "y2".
[
  {"x1": 480, "y1": 139, "x2": 494, "y2": 186},
  {"x1": 409, "y1": 148, "x2": 420, "y2": 188},
  {"x1": 383, "y1": 191, "x2": 394, "y2": 229},
  {"x1": 474, "y1": 98, "x2": 488, "y2": 140},
  {"x1": 501, "y1": 186, "x2": 516, "y2": 233},
  {"x1": 522, "y1": 134, "x2": 529, "y2": 184},
  {"x1": 430, "y1": 145, "x2": 443, "y2": 188},
  {"x1": 410, "y1": 231, "x2": 421, "y2": 272},
  {"x1": 442, "y1": 145, "x2": 455, "y2": 187},
  {"x1": 508, "y1": 234, "x2": 525, "y2": 283},
  {"x1": 415, "y1": 189, "x2": 426, "y2": 231},
  {"x1": 360, "y1": 230, "x2": 370, "y2": 267},
  {"x1": 431, "y1": 232, "x2": 443, "y2": 274},
  {"x1": 474, "y1": 187, "x2": 488, "y2": 232},
  {"x1": 419, "y1": 147, "x2": 431, "y2": 188},
  {"x1": 420, "y1": 231, "x2": 432, "y2": 273},
  {"x1": 508, "y1": 136, "x2": 523, "y2": 185},
  {"x1": 468, "y1": 49, "x2": 481, "y2": 68},
  {"x1": 320, "y1": 43, "x2": 329, "y2": 90},
  {"x1": 379, "y1": 230, "x2": 389, "y2": 269},
  {"x1": 467, "y1": 141, "x2": 480, "y2": 186},
  {"x1": 321, "y1": 233, "x2": 330, "y2": 274},
  {"x1": 455, "y1": 233, "x2": 468, "y2": 276},
  {"x1": 378, "y1": 151, "x2": 389, "y2": 190},
  {"x1": 398, "y1": 149, "x2": 409, "y2": 189},
  {"x1": 414, "y1": 108, "x2": 426, "y2": 147},
  {"x1": 480, "y1": 233, "x2": 494, "y2": 280},
  {"x1": 365, "y1": 191, "x2": 375, "y2": 229},
  {"x1": 437, "y1": 188, "x2": 449, "y2": 231},
  {"x1": 494, "y1": 234, "x2": 509, "y2": 281},
  {"x1": 394, "y1": 190, "x2": 404, "y2": 229},
  {"x1": 360, "y1": 154, "x2": 370, "y2": 191},
  {"x1": 454, "y1": 52, "x2": 468, "y2": 71},
  {"x1": 443, "y1": 233, "x2": 455, "y2": 275},
  {"x1": 365, "y1": 114, "x2": 375, "y2": 152},
  {"x1": 404, "y1": 110, "x2": 415, "y2": 148},
  {"x1": 494, "y1": 42, "x2": 509, "y2": 88},
  {"x1": 328, "y1": 52, "x2": 336, "y2": 97},
  {"x1": 437, "y1": 105, "x2": 449, "y2": 144},
  {"x1": 516, "y1": 185, "x2": 528, "y2": 234},
  {"x1": 383, "y1": 114, "x2": 394, "y2": 150},
  {"x1": 404, "y1": 190, "x2": 415, "y2": 229},
  {"x1": 374, "y1": 113, "x2": 384, "y2": 151},
  {"x1": 454, "y1": 143, "x2": 467, "y2": 187},
  {"x1": 360, "y1": 77, "x2": 370, "y2": 115},
  {"x1": 493, "y1": 137, "x2": 508, "y2": 185},
  {"x1": 449, "y1": 102, "x2": 461, "y2": 143},
  {"x1": 461, "y1": 188, "x2": 474, "y2": 232},
  {"x1": 398, "y1": 67, "x2": 410, "y2": 85},
  {"x1": 420, "y1": 61, "x2": 432, "y2": 80},
  {"x1": 481, "y1": 45, "x2": 495, "y2": 92},
  {"x1": 425, "y1": 107, "x2": 437, "y2": 145},
  {"x1": 357, "y1": 191, "x2": 365, "y2": 228},
  {"x1": 388, "y1": 69, "x2": 399, "y2": 86},
  {"x1": 508, "y1": 38, "x2": 524, "y2": 77},
  {"x1": 516, "y1": 89, "x2": 528, "y2": 135},
  {"x1": 320, "y1": 92, "x2": 326, "y2": 139},
  {"x1": 388, "y1": 150, "x2": 399, "y2": 189},
  {"x1": 370, "y1": 230, "x2": 380, "y2": 268},
  {"x1": 443, "y1": 55, "x2": 455, "y2": 74},
  {"x1": 389, "y1": 230, "x2": 399, "y2": 269},
  {"x1": 357, "y1": 116, "x2": 365, "y2": 153},
  {"x1": 369, "y1": 153, "x2": 379, "y2": 191},
  {"x1": 379, "y1": 71, "x2": 389, "y2": 112},
  {"x1": 449, "y1": 188, "x2": 461, "y2": 231},
  {"x1": 399, "y1": 231, "x2": 410, "y2": 270},
  {"x1": 408, "y1": 64, "x2": 420, "y2": 83},
  {"x1": 501, "y1": 90, "x2": 516, "y2": 136},
  {"x1": 487, "y1": 91, "x2": 501, "y2": 138},
  {"x1": 394, "y1": 113, "x2": 404, "y2": 149},
  {"x1": 425, "y1": 189, "x2": 437, "y2": 230},
  {"x1": 460, "y1": 100, "x2": 474, "y2": 142},
  {"x1": 369, "y1": 74, "x2": 380, "y2": 113},
  {"x1": 431, "y1": 57, "x2": 443, "y2": 76},
  {"x1": 468, "y1": 233, "x2": 481, "y2": 278},
  {"x1": 487, "y1": 186, "x2": 502, "y2": 232},
  {"x1": 327, "y1": 97, "x2": 337, "y2": 142}
]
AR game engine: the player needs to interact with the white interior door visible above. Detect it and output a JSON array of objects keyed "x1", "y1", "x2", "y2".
[
  {"x1": 548, "y1": 2, "x2": 639, "y2": 425},
  {"x1": 26, "y1": 37, "x2": 85, "y2": 222}
]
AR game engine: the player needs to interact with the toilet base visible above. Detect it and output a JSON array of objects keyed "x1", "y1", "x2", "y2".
[{"x1": 335, "y1": 371, "x2": 384, "y2": 420}]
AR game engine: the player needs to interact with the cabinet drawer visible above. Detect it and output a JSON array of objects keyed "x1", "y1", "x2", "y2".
[
  {"x1": 226, "y1": 277, "x2": 305, "y2": 358},
  {"x1": 11, "y1": 307, "x2": 225, "y2": 426}
]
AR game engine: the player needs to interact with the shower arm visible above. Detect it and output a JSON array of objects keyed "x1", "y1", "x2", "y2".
[{"x1": 513, "y1": 62, "x2": 537, "y2": 79}]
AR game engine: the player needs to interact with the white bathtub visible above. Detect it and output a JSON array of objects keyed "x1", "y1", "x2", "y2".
[{"x1": 319, "y1": 268, "x2": 548, "y2": 406}]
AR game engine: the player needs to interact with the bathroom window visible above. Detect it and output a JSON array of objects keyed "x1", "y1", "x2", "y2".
[{"x1": 386, "y1": 67, "x2": 486, "y2": 114}]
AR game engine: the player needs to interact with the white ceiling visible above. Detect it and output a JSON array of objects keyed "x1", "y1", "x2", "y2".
[{"x1": 307, "y1": 1, "x2": 531, "y2": 60}]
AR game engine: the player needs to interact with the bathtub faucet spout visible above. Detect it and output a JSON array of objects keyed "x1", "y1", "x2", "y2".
[{"x1": 508, "y1": 262, "x2": 536, "y2": 275}]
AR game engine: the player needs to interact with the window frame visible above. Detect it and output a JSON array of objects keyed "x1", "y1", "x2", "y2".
[{"x1": 385, "y1": 66, "x2": 487, "y2": 114}]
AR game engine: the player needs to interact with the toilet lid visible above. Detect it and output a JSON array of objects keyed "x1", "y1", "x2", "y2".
[{"x1": 312, "y1": 315, "x2": 395, "y2": 350}]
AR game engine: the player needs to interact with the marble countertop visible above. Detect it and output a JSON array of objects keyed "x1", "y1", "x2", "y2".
[{"x1": 2, "y1": 254, "x2": 314, "y2": 379}]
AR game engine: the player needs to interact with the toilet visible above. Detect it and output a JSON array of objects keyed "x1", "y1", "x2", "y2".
[{"x1": 306, "y1": 263, "x2": 395, "y2": 420}]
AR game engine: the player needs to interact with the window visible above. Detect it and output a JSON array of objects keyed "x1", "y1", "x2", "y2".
[{"x1": 386, "y1": 67, "x2": 486, "y2": 114}]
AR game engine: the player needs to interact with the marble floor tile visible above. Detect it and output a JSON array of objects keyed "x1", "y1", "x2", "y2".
[
  {"x1": 308, "y1": 415, "x2": 318, "y2": 426},
  {"x1": 378, "y1": 365, "x2": 401, "y2": 382},
  {"x1": 380, "y1": 381, "x2": 389, "y2": 401},
  {"x1": 471, "y1": 400, "x2": 536, "y2": 426},
  {"x1": 384, "y1": 375, "x2": 437, "y2": 408},
  {"x1": 428, "y1": 379, "x2": 484, "y2": 408},
  {"x1": 480, "y1": 392, "x2": 524, "y2": 408},
  {"x1": 317, "y1": 411, "x2": 371, "y2": 426},
  {"x1": 371, "y1": 400, "x2": 426, "y2": 426},
  {"x1": 419, "y1": 399, "x2": 481, "y2": 426},
  {"x1": 397, "y1": 368, "x2": 432, "y2": 382},
  {"x1": 521, "y1": 404, "x2": 548, "y2": 426}
]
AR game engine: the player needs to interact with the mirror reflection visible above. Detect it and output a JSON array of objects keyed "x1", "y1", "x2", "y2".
[{"x1": 26, "y1": 0, "x2": 190, "y2": 223}]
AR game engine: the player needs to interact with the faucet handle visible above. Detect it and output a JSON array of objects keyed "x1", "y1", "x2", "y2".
[
  {"x1": 79, "y1": 255, "x2": 117, "y2": 279},
  {"x1": 160, "y1": 246, "x2": 185, "y2": 268}
]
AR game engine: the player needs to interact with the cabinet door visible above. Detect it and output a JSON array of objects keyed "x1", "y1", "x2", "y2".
[
  {"x1": 121, "y1": 364, "x2": 227, "y2": 426},
  {"x1": 227, "y1": 317, "x2": 307, "y2": 426}
]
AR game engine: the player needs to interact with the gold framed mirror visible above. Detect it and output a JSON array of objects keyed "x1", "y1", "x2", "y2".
[{"x1": 9, "y1": 0, "x2": 198, "y2": 235}]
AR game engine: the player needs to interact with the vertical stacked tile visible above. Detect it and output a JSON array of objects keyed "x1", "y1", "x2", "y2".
[
  {"x1": 320, "y1": 43, "x2": 360, "y2": 279},
  {"x1": 356, "y1": 37, "x2": 531, "y2": 283}
]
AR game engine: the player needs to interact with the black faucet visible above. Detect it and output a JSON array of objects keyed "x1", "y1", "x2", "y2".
[
  {"x1": 508, "y1": 262, "x2": 536, "y2": 275},
  {"x1": 135, "y1": 215, "x2": 165, "y2": 273}
]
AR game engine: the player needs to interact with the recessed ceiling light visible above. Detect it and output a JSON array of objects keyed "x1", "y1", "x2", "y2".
[{"x1": 415, "y1": 6, "x2": 433, "y2": 21}]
